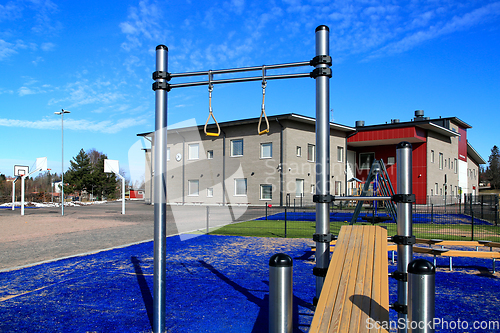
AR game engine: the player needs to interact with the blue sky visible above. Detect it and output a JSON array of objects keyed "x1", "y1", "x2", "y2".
[{"x1": 1, "y1": 0, "x2": 499, "y2": 183}]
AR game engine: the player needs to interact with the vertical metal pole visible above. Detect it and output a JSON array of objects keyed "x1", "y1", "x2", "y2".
[
  {"x1": 396, "y1": 142, "x2": 413, "y2": 333},
  {"x1": 314, "y1": 25, "x2": 330, "y2": 301},
  {"x1": 21, "y1": 176, "x2": 25, "y2": 216},
  {"x1": 122, "y1": 177, "x2": 125, "y2": 214},
  {"x1": 153, "y1": 44, "x2": 168, "y2": 333},
  {"x1": 408, "y1": 259, "x2": 435, "y2": 333},
  {"x1": 61, "y1": 112, "x2": 65, "y2": 216},
  {"x1": 269, "y1": 253, "x2": 293, "y2": 333},
  {"x1": 12, "y1": 180, "x2": 15, "y2": 211}
]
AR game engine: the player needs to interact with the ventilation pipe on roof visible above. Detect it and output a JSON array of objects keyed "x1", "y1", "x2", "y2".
[
  {"x1": 391, "y1": 119, "x2": 400, "y2": 124},
  {"x1": 355, "y1": 120, "x2": 365, "y2": 127},
  {"x1": 414, "y1": 110, "x2": 425, "y2": 120}
]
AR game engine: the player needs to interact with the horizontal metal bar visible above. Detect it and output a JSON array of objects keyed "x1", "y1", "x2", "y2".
[
  {"x1": 169, "y1": 61, "x2": 311, "y2": 79},
  {"x1": 168, "y1": 72, "x2": 311, "y2": 89},
  {"x1": 334, "y1": 196, "x2": 393, "y2": 201}
]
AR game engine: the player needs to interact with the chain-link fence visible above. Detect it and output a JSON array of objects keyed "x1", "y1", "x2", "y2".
[{"x1": 206, "y1": 194, "x2": 500, "y2": 241}]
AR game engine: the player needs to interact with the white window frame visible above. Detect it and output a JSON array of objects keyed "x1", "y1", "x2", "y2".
[
  {"x1": 234, "y1": 178, "x2": 247, "y2": 196},
  {"x1": 307, "y1": 144, "x2": 315, "y2": 162},
  {"x1": 454, "y1": 158, "x2": 458, "y2": 174},
  {"x1": 207, "y1": 150, "x2": 214, "y2": 159},
  {"x1": 188, "y1": 180, "x2": 199, "y2": 196},
  {"x1": 260, "y1": 142, "x2": 272, "y2": 159},
  {"x1": 430, "y1": 150, "x2": 434, "y2": 163},
  {"x1": 439, "y1": 153, "x2": 443, "y2": 170},
  {"x1": 296, "y1": 146, "x2": 302, "y2": 157},
  {"x1": 337, "y1": 146, "x2": 344, "y2": 162},
  {"x1": 387, "y1": 156, "x2": 395, "y2": 165},
  {"x1": 260, "y1": 184, "x2": 272, "y2": 200},
  {"x1": 207, "y1": 187, "x2": 214, "y2": 197},
  {"x1": 188, "y1": 143, "x2": 199, "y2": 160},
  {"x1": 296, "y1": 179, "x2": 304, "y2": 198},
  {"x1": 231, "y1": 139, "x2": 244, "y2": 157}
]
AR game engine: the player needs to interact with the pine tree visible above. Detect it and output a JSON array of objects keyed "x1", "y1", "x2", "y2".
[
  {"x1": 486, "y1": 145, "x2": 500, "y2": 189},
  {"x1": 65, "y1": 149, "x2": 93, "y2": 195}
]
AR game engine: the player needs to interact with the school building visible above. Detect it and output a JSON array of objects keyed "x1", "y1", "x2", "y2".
[{"x1": 137, "y1": 110, "x2": 485, "y2": 206}]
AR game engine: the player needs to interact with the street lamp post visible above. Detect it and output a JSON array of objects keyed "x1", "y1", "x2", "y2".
[{"x1": 54, "y1": 109, "x2": 70, "y2": 216}]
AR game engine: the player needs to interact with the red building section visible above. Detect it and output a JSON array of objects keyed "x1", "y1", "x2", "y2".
[{"x1": 348, "y1": 126, "x2": 428, "y2": 204}]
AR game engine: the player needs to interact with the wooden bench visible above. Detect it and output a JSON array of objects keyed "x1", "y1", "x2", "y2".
[{"x1": 309, "y1": 225, "x2": 389, "y2": 333}]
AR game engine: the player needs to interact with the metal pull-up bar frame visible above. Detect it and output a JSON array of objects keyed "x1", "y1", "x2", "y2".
[{"x1": 152, "y1": 25, "x2": 332, "y2": 333}]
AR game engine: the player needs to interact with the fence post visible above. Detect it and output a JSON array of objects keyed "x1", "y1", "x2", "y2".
[
  {"x1": 284, "y1": 207, "x2": 288, "y2": 238},
  {"x1": 495, "y1": 196, "x2": 499, "y2": 226},
  {"x1": 471, "y1": 196, "x2": 475, "y2": 241},
  {"x1": 481, "y1": 195, "x2": 484, "y2": 219},
  {"x1": 266, "y1": 202, "x2": 268, "y2": 221},
  {"x1": 431, "y1": 204, "x2": 434, "y2": 224},
  {"x1": 269, "y1": 253, "x2": 293, "y2": 333},
  {"x1": 408, "y1": 259, "x2": 435, "y2": 333}
]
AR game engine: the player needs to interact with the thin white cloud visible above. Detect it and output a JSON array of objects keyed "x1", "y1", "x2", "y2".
[
  {"x1": 0, "y1": 1, "x2": 23, "y2": 21},
  {"x1": 41, "y1": 42, "x2": 55, "y2": 51},
  {"x1": 368, "y1": 2, "x2": 500, "y2": 59},
  {"x1": 0, "y1": 117, "x2": 149, "y2": 134},
  {"x1": 119, "y1": 0, "x2": 165, "y2": 51}
]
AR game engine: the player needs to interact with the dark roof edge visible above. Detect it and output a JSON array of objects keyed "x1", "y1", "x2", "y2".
[
  {"x1": 467, "y1": 142, "x2": 486, "y2": 164},
  {"x1": 136, "y1": 113, "x2": 356, "y2": 136}
]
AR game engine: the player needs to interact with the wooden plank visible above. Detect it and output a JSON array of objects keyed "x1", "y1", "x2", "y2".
[
  {"x1": 309, "y1": 225, "x2": 390, "y2": 333},
  {"x1": 369, "y1": 227, "x2": 384, "y2": 332},
  {"x1": 329, "y1": 226, "x2": 364, "y2": 332},
  {"x1": 376, "y1": 227, "x2": 389, "y2": 333},
  {"x1": 349, "y1": 226, "x2": 374, "y2": 333},
  {"x1": 338, "y1": 226, "x2": 368, "y2": 333},
  {"x1": 310, "y1": 226, "x2": 353, "y2": 333}
]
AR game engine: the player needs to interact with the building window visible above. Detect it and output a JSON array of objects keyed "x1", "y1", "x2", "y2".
[
  {"x1": 337, "y1": 146, "x2": 344, "y2": 162},
  {"x1": 448, "y1": 158, "x2": 451, "y2": 169},
  {"x1": 335, "y1": 181, "x2": 342, "y2": 195},
  {"x1": 435, "y1": 183, "x2": 438, "y2": 194},
  {"x1": 296, "y1": 179, "x2": 304, "y2": 197},
  {"x1": 387, "y1": 156, "x2": 395, "y2": 165},
  {"x1": 260, "y1": 143, "x2": 272, "y2": 159},
  {"x1": 454, "y1": 158, "x2": 458, "y2": 174},
  {"x1": 430, "y1": 150, "x2": 434, "y2": 163},
  {"x1": 167, "y1": 147, "x2": 170, "y2": 161},
  {"x1": 235, "y1": 178, "x2": 247, "y2": 196},
  {"x1": 359, "y1": 152, "x2": 375, "y2": 170},
  {"x1": 207, "y1": 150, "x2": 214, "y2": 159},
  {"x1": 188, "y1": 180, "x2": 199, "y2": 196},
  {"x1": 188, "y1": 143, "x2": 199, "y2": 160},
  {"x1": 439, "y1": 153, "x2": 443, "y2": 170},
  {"x1": 260, "y1": 184, "x2": 272, "y2": 200},
  {"x1": 311, "y1": 184, "x2": 315, "y2": 194},
  {"x1": 207, "y1": 187, "x2": 214, "y2": 197},
  {"x1": 307, "y1": 144, "x2": 315, "y2": 162},
  {"x1": 231, "y1": 139, "x2": 243, "y2": 157},
  {"x1": 296, "y1": 146, "x2": 302, "y2": 157}
]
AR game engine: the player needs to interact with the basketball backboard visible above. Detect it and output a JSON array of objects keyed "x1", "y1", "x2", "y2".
[
  {"x1": 35, "y1": 157, "x2": 48, "y2": 171},
  {"x1": 104, "y1": 159, "x2": 119, "y2": 174},
  {"x1": 14, "y1": 165, "x2": 29, "y2": 177}
]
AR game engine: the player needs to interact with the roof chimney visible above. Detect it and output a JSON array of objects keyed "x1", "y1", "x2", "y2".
[
  {"x1": 391, "y1": 119, "x2": 400, "y2": 124},
  {"x1": 355, "y1": 120, "x2": 365, "y2": 127},
  {"x1": 414, "y1": 110, "x2": 424, "y2": 120}
]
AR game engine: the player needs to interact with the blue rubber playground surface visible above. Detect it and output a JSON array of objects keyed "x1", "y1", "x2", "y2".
[
  {"x1": 258, "y1": 211, "x2": 493, "y2": 225},
  {"x1": 1, "y1": 234, "x2": 500, "y2": 332}
]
